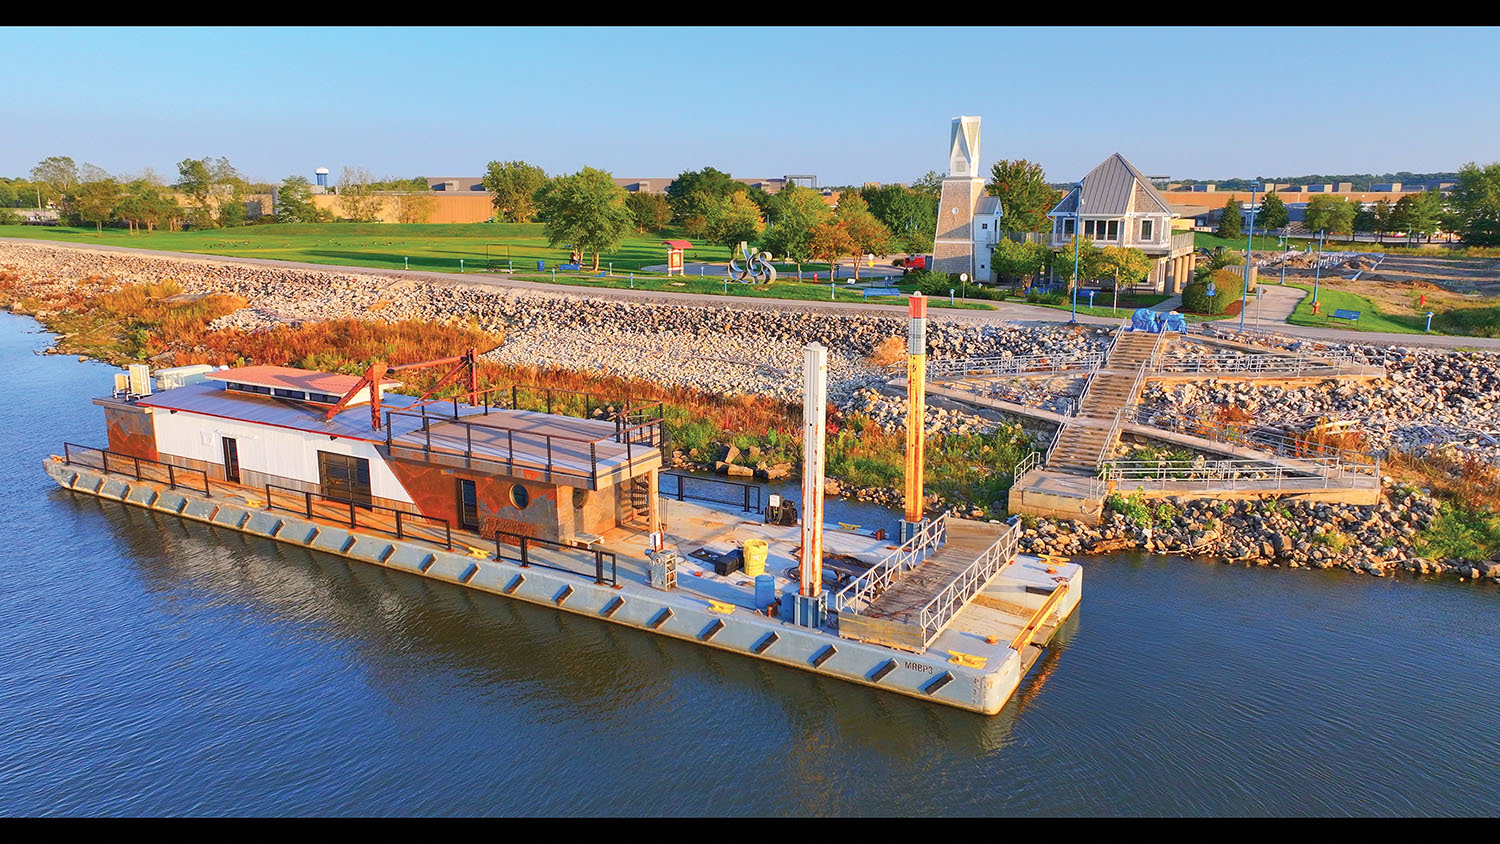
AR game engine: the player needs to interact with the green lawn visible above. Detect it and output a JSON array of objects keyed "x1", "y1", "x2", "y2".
[
  {"x1": 1284, "y1": 283, "x2": 1428, "y2": 334},
  {"x1": 510, "y1": 272, "x2": 995, "y2": 309},
  {"x1": 0, "y1": 222, "x2": 732, "y2": 273},
  {"x1": 1193, "y1": 232, "x2": 1294, "y2": 252}
]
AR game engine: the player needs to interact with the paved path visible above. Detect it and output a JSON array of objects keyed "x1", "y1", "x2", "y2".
[{"x1": 6, "y1": 236, "x2": 1500, "y2": 349}]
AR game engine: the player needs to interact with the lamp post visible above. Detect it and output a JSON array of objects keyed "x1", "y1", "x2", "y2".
[
  {"x1": 1280, "y1": 227, "x2": 1288, "y2": 287},
  {"x1": 1240, "y1": 187, "x2": 1257, "y2": 330},
  {"x1": 1312, "y1": 228, "x2": 1326, "y2": 305},
  {"x1": 1070, "y1": 181, "x2": 1083, "y2": 325}
]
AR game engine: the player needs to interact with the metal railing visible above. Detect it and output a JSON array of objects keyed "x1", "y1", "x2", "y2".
[
  {"x1": 493, "y1": 530, "x2": 618, "y2": 586},
  {"x1": 1151, "y1": 351, "x2": 1365, "y2": 377},
  {"x1": 264, "y1": 483, "x2": 454, "y2": 550},
  {"x1": 925, "y1": 351, "x2": 1105, "y2": 379},
  {"x1": 915, "y1": 522, "x2": 1019, "y2": 645},
  {"x1": 1117, "y1": 404, "x2": 1380, "y2": 471},
  {"x1": 1096, "y1": 456, "x2": 1379, "y2": 492},
  {"x1": 831, "y1": 514, "x2": 948, "y2": 615},
  {"x1": 1013, "y1": 450, "x2": 1043, "y2": 484},
  {"x1": 62, "y1": 443, "x2": 211, "y2": 495},
  {"x1": 658, "y1": 472, "x2": 764, "y2": 514}
]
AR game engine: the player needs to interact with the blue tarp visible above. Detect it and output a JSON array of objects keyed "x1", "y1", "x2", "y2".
[
  {"x1": 1131, "y1": 308, "x2": 1160, "y2": 332},
  {"x1": 1160, "y1": 311, "x2": 1188, "y2": 333}
]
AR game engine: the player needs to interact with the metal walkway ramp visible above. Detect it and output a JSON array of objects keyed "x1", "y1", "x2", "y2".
[{"x1": 834, "y1": 516, "x2": 1017, "y2": 653}]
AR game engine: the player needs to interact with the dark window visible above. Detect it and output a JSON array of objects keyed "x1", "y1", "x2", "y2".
[
  {"x1": 309, "y1": 392, "x2": 341, "y2": 404},
  {"x1": 221, "y1": 437, "x2": 240, "y2": 484},
  {"x1": 509, "y1": 484, "x2": 530, "y2": 510},
  {"x1": 272, "y1": 388, "x2": 305, "y2": 400},
  {"x1": 228, "y1": 382, "x2": 271, "y2": 395},
  {"x1": 1140, "y1": 219, "x2": 1153, "y2": 240},
  {"x1": 1107, "y1": 220, "x2": 1119, "y2": 240},
  {"x1": 317, "y1": 451, "x2": 372, "y2": 507},
  {"x1": 458, "y1": 479, "x2": 479, "y2": 531}
]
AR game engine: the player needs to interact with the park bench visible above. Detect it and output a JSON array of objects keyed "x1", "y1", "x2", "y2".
[
  {"x1": 862, "y1": 286, "x2": 902, "y2": 298},
  {"x1": 1331, "y1": 308, "x2": 1361, "y2": 324},
  {"x1": 558, "y1": 263, "x2": 581, "y2": 271}
]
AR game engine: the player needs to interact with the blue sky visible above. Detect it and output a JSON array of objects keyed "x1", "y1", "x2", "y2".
[{"x1": 6, "y1": 26, "x2": 1498, "y2": 186}]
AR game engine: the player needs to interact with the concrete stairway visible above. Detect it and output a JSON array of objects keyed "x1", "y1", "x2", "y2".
[{"x1": 1046, "y1": 332, "x2": 1162, "y2": 472}]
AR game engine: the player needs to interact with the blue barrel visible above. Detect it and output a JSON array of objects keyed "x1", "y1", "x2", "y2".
[
  {"x1": 754, "y1": 574, "x2": 776, "y2": 610},
  {"x1": 537, "y1": 260, "x2": 545, "y2": 271}
]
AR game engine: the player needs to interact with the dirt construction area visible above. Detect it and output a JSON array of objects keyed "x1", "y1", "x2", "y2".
[{"x1": 1268, "y1": 251, "x2": 1500, "y2": 317}]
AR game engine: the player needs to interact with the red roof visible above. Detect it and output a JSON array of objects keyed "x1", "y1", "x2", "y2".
[
  {"x1": 661, "y1": 240, "x2": 693, "y2": 249},
  {"x1": 206, "y1": 365, "x2": 399, "y2": 395}
]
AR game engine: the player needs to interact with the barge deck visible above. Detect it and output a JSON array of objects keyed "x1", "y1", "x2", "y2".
[{"x1": 44, "y1": 454, "x2": 1082, "y2": 715}]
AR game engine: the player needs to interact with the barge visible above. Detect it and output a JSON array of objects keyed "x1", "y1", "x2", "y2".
[{"x1": 45, "y1": 301, "x2": 1081, "y2": 714}]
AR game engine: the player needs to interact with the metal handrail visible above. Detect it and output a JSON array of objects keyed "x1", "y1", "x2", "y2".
[
  {"x1": 62, "y1": 442, "x2": 211, "y2": 495},
  {"x1": 264, "y1": 482, "x2": 454, "y2": 550},
  {"x1": 1151, "y1": 351, "x2": 1363, "y2": 376},
  {"x1": 925, "y1": 351, "x2": 1105, "y2": 379},
  {"x1": 494, "y1": 530, "x2": 618, "y2": 586},
  {"x1": 915, "y1": 522, "x2": 1019, "y2": 644},
  {"x1": 659, "y1": 472, "x2": 765, "y2": 514},
  {"x1": 1096, "y1": 456, "x2": 1381, "y2": 491},
  {"x1": 1116, "y1": 404, "x2": 1381, "y2": 470},
  {"x1": 832, "y1": 513, "x2": 948, "y2": 614},
  {"x1": 1013, "y1": 450, "x2": 1043, "y2": 482}
]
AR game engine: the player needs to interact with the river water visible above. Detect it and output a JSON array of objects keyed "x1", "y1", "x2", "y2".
[{"x1": 2, "y1": 310, "x2": 1498, "y2": 817}]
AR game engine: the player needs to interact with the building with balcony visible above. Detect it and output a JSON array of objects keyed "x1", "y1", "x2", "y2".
[{"x1": 1046, "y1": 153, "x2": 1197, "y2": 293}]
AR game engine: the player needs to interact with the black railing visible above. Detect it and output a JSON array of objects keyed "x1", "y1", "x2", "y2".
[
  {"x1": 264, "y1": 483, "x2": 454, "y2": 551},
  {"x1": 494, "y1": 530, "x2": 618, "y2": 587},
  {"x1": 658, "y1": 472, "x2": 765, "y2": 514},
  {"x1": 63, "y1": 442, "x2": 210, "y2": 495}
]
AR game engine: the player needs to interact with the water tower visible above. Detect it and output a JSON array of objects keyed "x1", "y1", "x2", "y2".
[{"x1": 314, "y1": 168, "x2": 330, "y2": 188}]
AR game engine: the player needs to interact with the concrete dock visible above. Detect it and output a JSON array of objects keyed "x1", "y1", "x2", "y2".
[{"x1": 44, "y1": 456, "x2": 1082, "y2": 716}]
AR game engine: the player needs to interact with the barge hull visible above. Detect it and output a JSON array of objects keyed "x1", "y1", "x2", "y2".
[{"x1": 45, "y1": 457, "x2": 1081, "y2": 715}]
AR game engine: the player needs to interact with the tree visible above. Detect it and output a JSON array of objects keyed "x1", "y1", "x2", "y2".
[
  {"x1": 1098, "y1": 245, "x2": 1153, "y2": 310},
  {"x1": 1303, "y1": 195, "x2": 1354, "y2": 241},
  {"x1": 832, "y1": 193, "x2": 892, "y2": 280},
  {"x1": 176, "y1": 156, "x2": 241, "y2": 228},
  {"x1": 536, "y1": 166, "x2": 633, "y2": 271},
  {"x1": 665, "y1": 167, "x2": 738, "y2": 222},
  {"x1": 336, "y1": 166, "x2": 385, "y2": 222},
  {"x1": 1393, "y1": 192, "x2": 1440, "y2": 245},
  {"x1": 276, "y1": 176, "x2": 320, "y2": 223},
  {"x1": 624, "y1": 191, "x2": 672, "y2": 233},
  {"x1": 986, "y1": 159, "x2": 1062, "y2": 233},
  {"x1": 703, "y1": 191, "x2": 765, "y2": 258},
  {"x1": 1215, "y1": 198, "x2": 1242, "y2": 239},
  {"x1": 116, "y1": 180, "x2": 174, "y2": 232},
  {"x1": 30, "y1": 156, "x2": 78, "y2": 209},
  {"x1": 1448, "y1": 161, "x2": 1500, "y2": 245},
  {"x1": 72, "y1": 178, "x2": 121, "y2": 232},
  {"x1": 860, "y1": 184, "x2": 937, "y2": 253},
  {"x1": 481, "y1": 160, "x2": 548, "y2": 222},
  {"x1": 807, "y1": 221, "x2": 857, "y2": 279},
  {"x1": 910, "y1": 170, "x2": 944, "y2": 200},
  {"x1": 1371, "y1": 198, "x2": 1394, "y2": 244},
  {"x1": 394, "y1": 192, "x2": 437, "y2": 224},
  {"x1": 1051, "y1": 236, "x2": 1104, "y2": 290},
  {"x1": 990, "y1": 237, "x2": 1050, "y2": 284},
  {"x1": 760, "y1": 185, "x2": 831, "y2": 275},
  {"x1": 1258, "y1": 193, "x2": 1289, "y2": 231}
]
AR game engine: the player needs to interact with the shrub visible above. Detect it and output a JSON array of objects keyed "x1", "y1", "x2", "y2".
[{"x1": 1182, "y1": 269, "x2": 1242, "y2": 314}]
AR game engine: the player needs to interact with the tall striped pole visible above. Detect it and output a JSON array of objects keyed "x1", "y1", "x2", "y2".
[
  {"x1": 798, "y1": 343, "x2": 829, "y2": 621},
  {"x1": 902, "y1": 293, "x2": 928, "y2": 540}
]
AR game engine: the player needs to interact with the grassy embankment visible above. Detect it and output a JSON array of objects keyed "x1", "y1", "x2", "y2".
[
  {"x1": 1283, "y1": 282, "x2": 1500, "y2": 337},
  {"x1": 0, "y1": 223, "x2": 999, "y2": 310},
  {"x1": 0, "y1": 273, "x2": 1031, "y2": 517}
]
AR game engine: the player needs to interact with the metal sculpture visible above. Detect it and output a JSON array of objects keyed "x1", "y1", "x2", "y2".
[{"x1": 727, "y1": 241, "x2": 777, "y2": 284}]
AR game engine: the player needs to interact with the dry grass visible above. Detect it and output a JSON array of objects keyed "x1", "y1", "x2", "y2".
[
  {"x1": 866, "y1": 336, "x2": 906, "y2": 368},
  {"x1": 1385, "y1": 448, "x2": 1500, "y2": 511}
]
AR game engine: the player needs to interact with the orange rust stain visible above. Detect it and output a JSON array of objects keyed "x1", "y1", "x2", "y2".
[{"x1": 105, "y1": 407, "x2": 159, "y2": 462}]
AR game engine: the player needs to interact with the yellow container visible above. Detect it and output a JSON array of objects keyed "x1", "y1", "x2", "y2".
[{"x1": 742, "y1": 539, "x2": 768, "y2": 577}]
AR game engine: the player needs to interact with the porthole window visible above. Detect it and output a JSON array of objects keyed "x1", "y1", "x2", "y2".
[{"x1": 509, "y1": 484, "x2": 530, "y2": 510}]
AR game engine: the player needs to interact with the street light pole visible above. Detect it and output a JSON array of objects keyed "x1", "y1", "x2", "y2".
[
  {"x1": 1313, "y1": 229, "x2": 1325, "y2": 305},
  {"x1": 1070, "y1": 182, "x2": 1083, "y2": 325},
  {"x1": 1240, "y1": 187, "x2": 1257, "y2": 330}
]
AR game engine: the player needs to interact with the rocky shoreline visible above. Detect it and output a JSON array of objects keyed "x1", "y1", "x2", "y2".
[{"x1": 3, "y1": 239, "x2": 1498, "y2": 583}]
